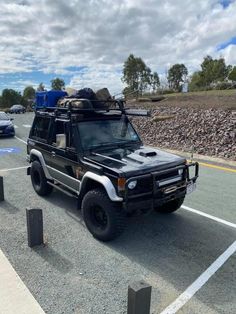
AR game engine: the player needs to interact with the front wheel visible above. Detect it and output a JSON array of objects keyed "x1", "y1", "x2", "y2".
[
  {"x1": 82, "y1": 188, "x2": 126, "y2": 241},
  {"x1": 31, "y1": 160, "x2": 53, "y2": 196},
  {"x1": 154, "y1": 197, "x2": 185, "y2": 214}
]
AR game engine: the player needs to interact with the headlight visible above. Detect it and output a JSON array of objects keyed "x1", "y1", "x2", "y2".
[
  {"x1": 6, "y1": 124, "x2": 14, "y2": 130},
  {"x1": 128, "y1": 180, "x2": 137, "y2": 190}
]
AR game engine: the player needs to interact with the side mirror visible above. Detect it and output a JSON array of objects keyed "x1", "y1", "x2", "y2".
[{"x1": 10, "y1": 118, "x2": 14, "y2": 121}]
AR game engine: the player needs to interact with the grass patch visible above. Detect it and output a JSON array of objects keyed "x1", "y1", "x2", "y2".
[{"x1": 161, "y1": 89, "x2": 236, "y2": 98}]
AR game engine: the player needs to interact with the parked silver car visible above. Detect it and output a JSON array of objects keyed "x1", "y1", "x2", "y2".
[{"x1": 9, "y1": 104, "x2": 26, "y2": 114}]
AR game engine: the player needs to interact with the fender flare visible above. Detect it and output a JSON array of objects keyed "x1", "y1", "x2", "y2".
[
  {"x1": 29, "y1": 149, "x2": 52, "y2": 180},
  {"x1": 80, "y1": 171, "x2": 123, "y2": 202}
]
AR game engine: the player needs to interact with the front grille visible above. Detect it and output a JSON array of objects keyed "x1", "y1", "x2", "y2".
[
  {"x1": 126, "y1": 166, "x2": 187, "y2": 197},
  {"x1": 0, "y1": 125, "x2": 7, "y2": 130},
  {"x1": 157, "y1": 169, "x2": 179, "y2": 181},
  {"x1": 155, "y1": 167, "x2": 186, "y2": 188}
]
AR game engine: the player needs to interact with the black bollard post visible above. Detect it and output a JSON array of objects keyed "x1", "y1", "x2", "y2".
[
  {"x1": 0, "y1": 176, "x2": 4, "y2": 201},
  {"x1": 26, "y1": 208, "x2": 43, "y2": 247},
  {"x1": 127, "y1": 281, "x2": 152, "y2": 314}
]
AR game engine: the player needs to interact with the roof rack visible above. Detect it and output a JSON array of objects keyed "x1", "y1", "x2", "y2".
[{"x1": 35, "y1": 98, "x2": 150, "y2": 118}]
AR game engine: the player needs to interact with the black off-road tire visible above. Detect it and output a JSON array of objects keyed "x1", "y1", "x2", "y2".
[
  {"x1": 31, "y1": 160, "x2": 53, "y2": 196},
  {"x1": 82, "y1": 188, "x2": 126, "y2": 241},
  {"x1": 154, "y1": 197, "x2": 185, "y2": 214}
]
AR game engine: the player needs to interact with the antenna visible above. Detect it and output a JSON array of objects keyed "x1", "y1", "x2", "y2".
[{"x1": 190, "y1": 146, "x2": 194, "y2": 163}]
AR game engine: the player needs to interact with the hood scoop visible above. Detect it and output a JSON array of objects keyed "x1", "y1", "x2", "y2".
[{"x1": 139, "y1": 150, "x2": 157, "y2": 157}]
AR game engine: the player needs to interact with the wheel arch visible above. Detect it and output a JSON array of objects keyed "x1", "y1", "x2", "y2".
[
  {"x1": 29, "y1": 149, "x2": 52, "y2": 180},
  {"x1": 79, "y1": 172, "x2": 123, "y2": 202}
]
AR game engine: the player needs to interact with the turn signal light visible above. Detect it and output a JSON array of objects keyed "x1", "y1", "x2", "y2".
[{"x1": 118, "y1": 177, "x2": 126, "y2": 191}]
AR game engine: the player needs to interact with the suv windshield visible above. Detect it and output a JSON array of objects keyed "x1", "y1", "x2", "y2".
[{"x1": 78, "y1": 118, "x2": 140, "y2": 150}]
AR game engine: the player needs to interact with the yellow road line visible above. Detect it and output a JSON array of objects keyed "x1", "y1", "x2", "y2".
[{"x1": 198, "y1": 161, "x2": 236, "y2": 173}]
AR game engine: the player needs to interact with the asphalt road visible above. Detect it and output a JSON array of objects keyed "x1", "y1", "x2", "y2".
[{"x1": 0, "y1": 112, "x2": 235, "y2": 314}]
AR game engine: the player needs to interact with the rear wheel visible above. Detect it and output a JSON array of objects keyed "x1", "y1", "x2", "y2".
[
  {"x1": 31, "y1": 160, "x2": 53, "y2": 196},
  {"x1": 154, "y1": 197, "x2": 185, "y2": 213},
  {"x1": 82, "y1": 188, "x2": 126, "y2": 241}
]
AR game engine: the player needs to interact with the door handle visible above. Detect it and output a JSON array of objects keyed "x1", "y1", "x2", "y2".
[{"x1": 51, "y1": 151, "x2": 56, "y2": 157}]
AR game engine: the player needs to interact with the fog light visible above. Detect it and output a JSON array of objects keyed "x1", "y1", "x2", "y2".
[{"x1": 128, "y1": 180, "x2": 137, "y2": 189}]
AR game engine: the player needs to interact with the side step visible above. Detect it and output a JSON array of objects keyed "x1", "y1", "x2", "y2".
[{"x1": 47, "y1": 181, "x2": 77, "y2": 198}]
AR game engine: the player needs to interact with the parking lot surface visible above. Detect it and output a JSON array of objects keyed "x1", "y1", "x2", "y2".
[{"x1": 0, "y1": 113, "x2": 235, "y2": 314}]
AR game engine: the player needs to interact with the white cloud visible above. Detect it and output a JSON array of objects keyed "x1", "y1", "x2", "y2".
[
  {"x1": 222, "y1": 44, "x2": 236, "y2": 65},
  {"x1": 0, "y1": 0, "x2": 236, "y2": 92},
  {"x1": 69, "y1": 66, "x2": 123, "y2": 95}
]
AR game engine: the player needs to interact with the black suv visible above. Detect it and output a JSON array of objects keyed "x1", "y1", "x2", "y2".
[{"x1": 27, "y1": 100, "x2": 198, "y2": 241}]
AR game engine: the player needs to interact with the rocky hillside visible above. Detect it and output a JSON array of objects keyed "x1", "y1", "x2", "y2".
[{"x1": 132, "y1": 107, "x2": 236, "y2": 160}]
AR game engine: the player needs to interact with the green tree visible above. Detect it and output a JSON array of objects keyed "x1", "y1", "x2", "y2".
[
  {"x1": 37, "y1": 83, "x2": 45, "y2": 91},
  {"x1": 167, "y1": 64, "x2": 188, "y2": 91},
  {"x1": 51, "y1": 77, "x2": 65, "y2": 90},
  {"x1": 189, "y1": 71, "x2": 204, "y2": 91},
  {"x1": 22, "y1": 86, "x2": 35, "y2": 108},
  {"x1": 200, "y1": 55, "x2": 214, "y2": 86},
  {"x1": 122, "y1": 86, "x2": 134, "y2": 98},
  {"x1": 150, "y1": 72, "x2": 160, "y2": 93},
  {"x1": 23, "y1": 86, "x2": 35, "y2": 100},
  {"x1": 200, "y1": 56, "x2": 230, "y2": 87},
  {"x1": 213, "y1": 58, "x2": 230, "y2": 82},
  {"x1": 1, "y1": 89, "x2": 22, "y2": 108},
  {"x1": 228, "y1": 66, "x2": 236, "y2": 82},
  {"x1": 122, "y1": 54, "x2": 152, "y2": 96}
]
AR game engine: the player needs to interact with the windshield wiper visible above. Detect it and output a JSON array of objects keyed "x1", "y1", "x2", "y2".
[
  {"x1": 89, "y1": 142, "x2": 121, "y2": 151},
  {"x1": 90, "y1": 140, "x2": 140, "y2": 151}
]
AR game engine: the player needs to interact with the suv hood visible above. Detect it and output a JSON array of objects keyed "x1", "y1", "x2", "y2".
[
  {"x1": 87, "y1": 145, "x2": 186, "y2": 177},
  {"x1": 0, "y1": 120, "x2": 11, "y2": 127}
]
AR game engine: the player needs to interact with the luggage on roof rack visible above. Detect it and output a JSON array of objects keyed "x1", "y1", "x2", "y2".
[
  {"x1": 34, "y1": 87, "x2": 150, "y2": 117},
  {"x1": 35, "y1": 100, "x2": 150, "y2": 119},
  {"x1": 35, "y1": 90, "x2": 68, "y2": 109}
]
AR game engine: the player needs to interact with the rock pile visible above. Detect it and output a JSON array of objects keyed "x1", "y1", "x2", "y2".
[{"x1": 132, "y1": 107, "x2": 236, "y2": 160}]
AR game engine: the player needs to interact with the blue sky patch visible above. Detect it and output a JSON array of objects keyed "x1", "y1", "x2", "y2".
[
  {"x1": 219, "y1": 0, "x2": 233, "y2": 8},
  {"x1": 0, "y1": 68, "x2": 86, "y2": 93},
  {"x1": 217, "y1": 36, "x2": 236, "y2": 51}
]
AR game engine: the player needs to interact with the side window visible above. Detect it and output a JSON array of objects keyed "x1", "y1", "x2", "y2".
[
  {"x1": 52, "y1": 121, "x2": 76, "y2": 151},
  {"x1": 68, "y1": 126, "x2": 76, "y2": 150},
  {"x1": 52, "y1": 120, "x2": 66, "y2": 149},
  {"x1": 31, "y1": 117, "x2": 51, "y2": 141}
]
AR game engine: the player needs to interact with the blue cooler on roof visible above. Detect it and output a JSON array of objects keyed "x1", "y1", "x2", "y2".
[{"x1": 35, "y1": 90, "x2": 67, "y2": 109}]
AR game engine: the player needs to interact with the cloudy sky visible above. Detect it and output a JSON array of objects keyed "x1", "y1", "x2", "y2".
[{"x1": 0, "y1": 0, "x2": 236, "y2": 94}]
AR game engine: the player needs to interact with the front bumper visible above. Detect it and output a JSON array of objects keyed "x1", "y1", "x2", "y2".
[
  {"x1": 0, "y1": 127, "x2": 15, "y2": 136},
  {"x1": 123, "y1": 162, "x2": 199, "y2": 212}
]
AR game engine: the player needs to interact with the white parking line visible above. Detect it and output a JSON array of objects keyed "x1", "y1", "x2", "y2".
[
  {"x1": 0, "y1": 249, "x2": 45, "y2": 314},
  {"x1": 160, "y1": 240, "x2": 236, "y2": 314},
  {"x1": 14, "y1": 136, "x2": 27, "y2": 144},
  {"x1": 22, "y1": 124, "x2": 31, "y2": 128},
  {"x1": 0, "y1": 166, "x2": 28, "y2": 172},
  {"x1": 182, "y1": 205, "x2": 236, "y2": 229},
  {"x1": 14, "y1": 125, "x2": 18, "y2": 129}
]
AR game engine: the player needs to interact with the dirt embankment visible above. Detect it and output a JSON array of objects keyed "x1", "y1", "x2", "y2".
[{"x1": 129, "y1": 97, "x2": 236, "y2": 160}]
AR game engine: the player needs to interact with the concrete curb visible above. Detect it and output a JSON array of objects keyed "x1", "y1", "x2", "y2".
[{"x1": 0, "y1": 249, "x2": 45, "y2": 314}]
